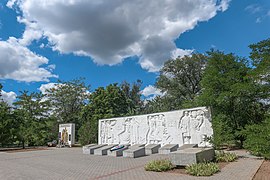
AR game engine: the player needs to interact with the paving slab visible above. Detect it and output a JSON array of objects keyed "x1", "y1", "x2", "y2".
[
  {"x1": 0, "y1": 148, "x2": 263, "y2": 180},
  {"x1": 159, "y1": 144, "x2": 179, "y2": 154}
]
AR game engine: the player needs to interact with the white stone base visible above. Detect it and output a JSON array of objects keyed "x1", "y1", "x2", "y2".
[{"x1": 169, "y1": 147, "x2": 215, "y2": 166}]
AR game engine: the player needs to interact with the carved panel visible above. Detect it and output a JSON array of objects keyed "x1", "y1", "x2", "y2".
[{"x1": 98, "y1": 107, "x2": 213, "y2": 147}]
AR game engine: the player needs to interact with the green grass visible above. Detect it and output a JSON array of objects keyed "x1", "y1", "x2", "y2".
[
  {"x1": 144, "y1": 159, "x2": 174, "y2": 172},
  {"x1": 185, "y1": 162, "x2": 220, "y2": 176}
]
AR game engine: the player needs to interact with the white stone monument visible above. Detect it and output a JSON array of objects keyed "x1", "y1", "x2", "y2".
[
  {"x1": 59, "y1": 123, "x2": 75, "y2": 147},
  {"x1": 98, "y1": 107, "x2": 213, "y2": 147}
]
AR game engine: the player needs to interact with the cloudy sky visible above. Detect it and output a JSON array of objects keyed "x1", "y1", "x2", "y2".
[{"x1": 0, "y1": 0, "x2": 269, "y2": 105}]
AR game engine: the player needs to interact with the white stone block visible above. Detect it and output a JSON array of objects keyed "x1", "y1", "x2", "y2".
[
  {"x1": 169, "y1": 147, "x2": 215, "y2": 166},
  {"x1": 94, "y1": 145, "x2": 117, "y2": 155},
  {"x1": 145, "y1": 144, "x2": 161, "y2": 155},
  {"x1": 178, "y1": 144, "x2": 198, "y2": 150},
  {"x1": 82, "y1": 144, "x2": 96, "y2": 154},
  {"x1": 159, "y1": 144, "x2": 179, "y2": 154},
  {"x1": 88, "y1": 144, "x2": 107, "y2": 154}
]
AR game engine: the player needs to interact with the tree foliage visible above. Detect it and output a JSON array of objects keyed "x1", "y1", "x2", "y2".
[
  {"x1": 156, "y1": 53, "x2": 207, "y2": 109},
  {"x1": 120, "y1": 80, "x2": 143, "y2": 115},
  {"x1": 79, "y1": 84, "x2": 129, "y2": 145},
  {"x1": 13, "y1": 91, "x2": 54, "y2": 147},
  {"x1": 243, "y1": 117, "x2": 270, "y2": 159},
  {"x1": 45, "y1": 78, "x2": 90, "y2": 140},
  {"x1": 198, "y1": 50, "x2": 266, "y2": 147}
]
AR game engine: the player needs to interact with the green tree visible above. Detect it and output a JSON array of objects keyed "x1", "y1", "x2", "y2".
[
  {"x1": 14, "y1": 91, "x2": 52, "y2": 147},
  {"x1": 156, "y1": 54, "x2": 207, "y2": 109},
  {"x1": 45, "y1": 78, "x2": 90, "y2": 140},
  {"x1": 120, "y1": 80, "x2": 143, "y2": 115},
  {"x1": 249, "y1": 38, "x2": 270, "y2": 111},
  {"x1": 243, "y1": 117, "x2": 270, "y2": 159},
  {"x1": 0, "y1": 84, "x2": 19, "y2": 147},
  {"x1": 198, "y1": 50, "x2": 264, "y2": 147},
  {"x1": 142, "y1": 95, "x2": 175, "y2": 114},
  {"x1": 79, "y1": 84, "x2": 129, "y2": 145},
  {"x1": 241, "y1": 38, "x2": 270, "y2": 158}
]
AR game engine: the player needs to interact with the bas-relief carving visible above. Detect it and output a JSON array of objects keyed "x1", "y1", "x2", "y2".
[{"x1": 99, "y1": 107, "x2": 213, "y2": 147}]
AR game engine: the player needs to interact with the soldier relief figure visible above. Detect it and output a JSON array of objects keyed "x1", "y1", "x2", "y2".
[
  {"x1": 178, "y1": 109, "x2": 208, "y2": 145},
  {"x1": 178, "y1": 111, "x2": 191, "y2": 144}
]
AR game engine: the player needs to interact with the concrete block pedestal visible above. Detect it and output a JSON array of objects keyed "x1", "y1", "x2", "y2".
[{"x1": 169, "y1": 147, "x2": 215, "y2": 166}]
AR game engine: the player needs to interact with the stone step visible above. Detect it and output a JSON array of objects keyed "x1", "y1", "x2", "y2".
[
  {"x1": 145, "y1": 144, "x2": 161, "y2": 155},
  {"x1": 159, "y1": 144, "x2": 179, "y2": 154},
  {"x1": 169, "y1": 147, "x2": 215, "y2": 166},
  {"x1": 94, "y1": 145, "x2": 117, "y2": 155}
]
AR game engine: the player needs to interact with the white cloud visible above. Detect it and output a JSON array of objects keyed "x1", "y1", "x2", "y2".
[
  {"x1": 245, "y1": 4, "x2": 262, "y2": 14},
  {"x1": 8, "y1": 0, "x2": 230, "y2": 72},
  {"x1": 141, "y1": 85, "x2": 164, "y2": 97},
  {"x1": 1, "y1": 90, "x2": 17, "y2": 106},
  {"x1": 0, "y1": 37, "x2": 58, "y2": 82},
  {"x1": 39, "y1": 83, "x2": 58, "y2": 94}
]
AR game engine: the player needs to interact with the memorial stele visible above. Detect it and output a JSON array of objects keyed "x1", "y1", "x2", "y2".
[
  {"x1": 99, "y1": 107, "x2": 213, "y2": 147},
  {"x1": 59, "y1": 123, "x2": 75, "y2": 147}
]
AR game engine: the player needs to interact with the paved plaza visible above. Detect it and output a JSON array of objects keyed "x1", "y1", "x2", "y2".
[{"x1": 0, "y1": 148, "x2": 263, "y2": 180}]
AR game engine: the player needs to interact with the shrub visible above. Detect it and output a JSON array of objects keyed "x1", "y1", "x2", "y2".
[
  {"x1": 243, "y1": 117, "x2": 270, "y2": 159},
  {"x1": 215, "y1": 151, "x2": 238, "y2": 162},
  {"x1": 145, "y1": 159, "x2": 174, "y2": 172},
  {"x1": 185, "y1": 162, "x2": 220, "y2": 176}
]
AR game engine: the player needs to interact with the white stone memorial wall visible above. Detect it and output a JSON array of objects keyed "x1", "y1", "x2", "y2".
[{"x1": 98, "y1": 107, "x2": 213, "y2": 147}]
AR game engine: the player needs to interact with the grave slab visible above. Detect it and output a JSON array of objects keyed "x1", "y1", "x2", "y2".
[
  {"x1": 107, "y1": 145, "x2": 130, "y2": 157},
  {"x1": 159, "y1": 144, "x2": 179, "y2": 154},
  {"x1": 169, "y1": 147, "x2": 215, "y2": 166},
  {"x1": 145, "y1": 144, "x2": 161, "y2": 155},
  {"x1": 94, "y1": 145, "x2": 117, "y2": 155},
  {"x1": 178, "y1": 144, "x2": 198, "y2": 150},
  {"x1": 87, "y1": 144, "x2": 107, "y2": 154},
  {"x1": 82, "y1": 144, "x2": 97, "y2": 154},
  {"x1": 123, "y1": 144, "x2": 146, "y2": 158}
]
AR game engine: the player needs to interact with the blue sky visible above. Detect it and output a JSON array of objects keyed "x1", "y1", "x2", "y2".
[{"x1": 0, "y1": 0, "x2": 269, "y2": 105}]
